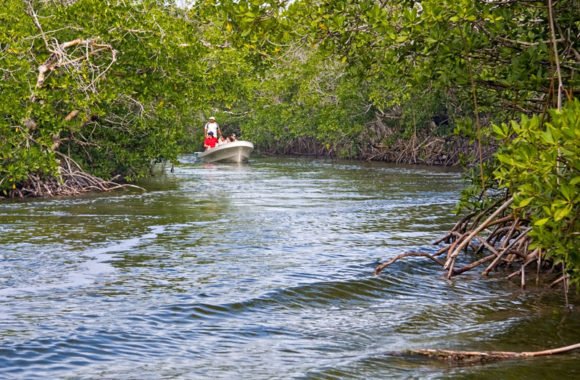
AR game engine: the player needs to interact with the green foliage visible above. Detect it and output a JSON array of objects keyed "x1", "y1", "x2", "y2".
[
  {"x1": 493, "y1": 100, "x2": 580, "y2": 281},
  {"x1": 0, "y1": 1, "x2": 57, "y2": 190},
  {"x1": 240, "y1": 47, "x2": 369, "y2": 157},
  {"x1": 3, "y1": 0, "x2": 575, "y2": 189},
  {"x1": 216, "y1": 0, "x2": 577, "y2": 160},
  {"x1": 0, "y1": 0, "x2": 209, "y2": 192},
  {"x1": 1, "y1": 0, "x2": 578, "y2": 292}
]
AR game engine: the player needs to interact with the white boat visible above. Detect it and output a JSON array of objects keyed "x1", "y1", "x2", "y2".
[{"x1": 197, "y1": 141, "x2": 254, "y2": 163}]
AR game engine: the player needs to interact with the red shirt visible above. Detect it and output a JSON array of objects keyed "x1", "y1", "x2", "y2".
[{"x1": 204, "y1": 136, "x2": 218, "y2": 149}]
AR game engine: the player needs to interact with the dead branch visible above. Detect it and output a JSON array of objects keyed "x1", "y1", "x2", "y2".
[{"x1": 35, "y1": 38, "x2": 116, "y2": 91}]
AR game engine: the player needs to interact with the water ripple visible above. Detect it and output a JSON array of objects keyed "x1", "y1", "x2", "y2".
[{"x1": 1, "y1": 157, "x2": 579, "y2": 379}]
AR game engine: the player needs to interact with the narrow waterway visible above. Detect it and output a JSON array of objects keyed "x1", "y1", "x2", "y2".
[{"x1": 1, "y1": 156, "x2": 578, "y2": 379}]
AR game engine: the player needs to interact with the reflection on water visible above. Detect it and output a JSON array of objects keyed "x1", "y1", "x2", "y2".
[{"x1": 0, "y1": 156, "x2": 578, "y2": 379}]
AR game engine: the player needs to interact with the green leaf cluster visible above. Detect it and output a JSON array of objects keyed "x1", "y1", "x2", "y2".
[
  {"x1": 493, "y1": 100, "x2": 580, "y2": 281},
  {"x1": 0, "y1": 0, "x2": 210, "y2": 192},
  {"x1": 218, "y1": 0, "x2": 578, "y2": 160}
]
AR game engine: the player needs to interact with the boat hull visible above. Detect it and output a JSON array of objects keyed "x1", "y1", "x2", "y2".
[{"x1": 198, "y1": 141, "x2": 254, "y2": 163}]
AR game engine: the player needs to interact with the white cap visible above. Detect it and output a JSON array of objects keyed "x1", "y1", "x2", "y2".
[{"x1": 209, "y1": 116, "x2": 216, "y2": 120}]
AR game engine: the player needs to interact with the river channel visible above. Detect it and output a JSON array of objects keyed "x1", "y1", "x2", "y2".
[{"x1": 1, "y1": 156, "x2": 579, "y2": 379}]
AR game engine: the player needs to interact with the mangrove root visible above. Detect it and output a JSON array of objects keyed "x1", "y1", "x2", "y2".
[
  {"x1": 375, "y1": 195, "x2": 571, "y2": 295},
  {"x1": 374, "y1": 251, "x2": 445, "y2": 276},
  {"x1": 3, "y1": 153, "x2": 144, "y2": 199}
]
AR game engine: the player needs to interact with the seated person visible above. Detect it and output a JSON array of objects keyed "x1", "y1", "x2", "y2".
[
  {"x1": 217, "y1": 135, "x2": 229, "y2": 145},
  {"x1": 203, "y1": 131, "x2": 218, "y2": 150}
]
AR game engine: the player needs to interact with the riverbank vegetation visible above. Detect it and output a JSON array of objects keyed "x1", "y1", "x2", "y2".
[
  {"x1": 377, "y1": 100, "x2": 579, "y2": 293},
  {"x1": 1, "y1": 1, "x2": 578, "y2": 286}
]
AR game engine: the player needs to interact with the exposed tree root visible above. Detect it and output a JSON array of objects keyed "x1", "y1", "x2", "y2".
[
  {"x1": 374, "y1": 195, "x2": 572, "y2": 298},
  {"x1": 3, "y1": 154, "x2": 144, "y2": 199},
  {"x1": 362, "y1": 135, "x2": 468, "y2": 166},
  {"x1": 402, "y1": 343, "x2": 580, "y2": 364},
  {"x1": 377, "y1": 194, "x2": 578, "y2": 364},
  {"x1": 360, "y1": 117, "x2": 497, "y2": 166},
  {"x1": 374, "y1": 251, "x2": 446, "y2": 274},
  {"x1": 256, "y1": 129, "x2": 484, "y2": 167}
]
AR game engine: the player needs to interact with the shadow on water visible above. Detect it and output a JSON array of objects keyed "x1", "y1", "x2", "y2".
[{"x1": 0, "y1": 156, "x2": 579, "y2": 379}]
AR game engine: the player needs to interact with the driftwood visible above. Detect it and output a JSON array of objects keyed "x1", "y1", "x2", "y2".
[{"x1": 403, "y1": 343, "x2": 580, "y2": 364}]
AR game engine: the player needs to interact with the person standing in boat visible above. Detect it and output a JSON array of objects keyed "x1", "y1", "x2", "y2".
[
  {"x1": 204, "y1": 116, "x2": 221, "y2": 138},
  {"x1": 203, "y1": 131, "x2": 218, "y2": 150}
]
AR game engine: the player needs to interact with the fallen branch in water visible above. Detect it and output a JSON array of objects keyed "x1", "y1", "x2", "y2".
[{"x1": 405, "y1": 342, "x2": 580, "y2": 364}]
